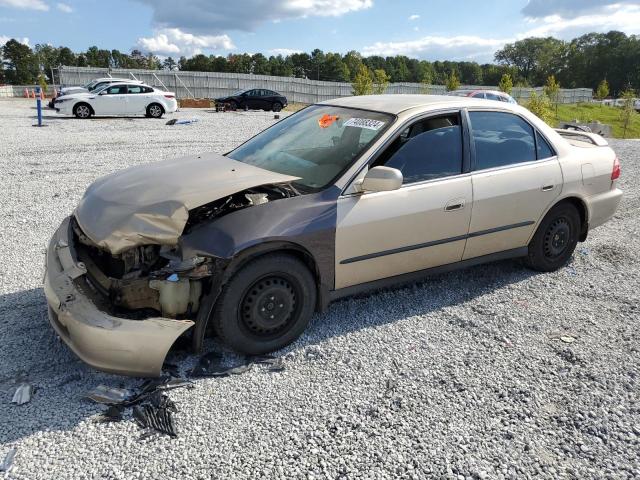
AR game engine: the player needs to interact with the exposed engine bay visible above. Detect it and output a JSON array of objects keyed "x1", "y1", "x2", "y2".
[{"x1": 72, "y1": 184, "x2": 297, "y2": 320}]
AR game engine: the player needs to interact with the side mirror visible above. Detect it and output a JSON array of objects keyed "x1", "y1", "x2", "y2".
[{"x1": 356, "y1": 166, "x2": 403, "y2": 193}]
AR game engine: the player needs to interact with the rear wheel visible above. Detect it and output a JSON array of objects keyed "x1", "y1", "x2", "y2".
[
  {"x1": 146, "y1": 103, "x2": 164, "y2": 119},
  {"x1": 73, "y1": 103, "x2": 92, "y2": 119},
  {"x1": 212, "y1": 254, "x2": 316, "y2": 355},
  {"x1": 524, "y1": 203, "x2": 580, "y2": 272}
]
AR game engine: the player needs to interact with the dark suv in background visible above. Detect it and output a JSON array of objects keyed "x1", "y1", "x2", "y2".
[{"x1": 215, "y1": 89, "x2": 288, "y2": 112}]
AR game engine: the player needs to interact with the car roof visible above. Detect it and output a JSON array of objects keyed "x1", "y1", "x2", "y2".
[{"x1": 317, "y1": 94, "x2": 512, "y2": 115}]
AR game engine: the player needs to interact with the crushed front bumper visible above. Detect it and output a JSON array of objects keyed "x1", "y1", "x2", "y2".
[{"x1": 44, "y1": 217, "x2": 194, "y2": 377}]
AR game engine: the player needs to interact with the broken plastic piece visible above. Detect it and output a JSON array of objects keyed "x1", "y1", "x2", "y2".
[
  {"x1": 133, "y1": 403, "x2": 177, "y2": 437},
  {"x1": 86, "y1": 385, "x2": 131, "y2": 405},
  {"x1": 11, "y1": 384, "x2": 33, "y2": 405},
  {"x1": 190, "y1": 351, "x2": 285, "y2": 377},
  {"x1": 0, "y1": 447, "x2": 16, "y2": 473}
]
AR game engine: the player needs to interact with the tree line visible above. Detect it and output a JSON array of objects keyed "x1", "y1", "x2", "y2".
[{"x1": 1, "y1": 30, "x2": 639, "y2": 95}]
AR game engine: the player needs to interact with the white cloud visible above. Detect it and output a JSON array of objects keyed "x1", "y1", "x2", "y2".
[
  {"x1": 520, "y1": 4, "x2": 640, "y2": 37},
  {"x1": 0, "y1": 0, "x2": 48, "y2": 10},
  {"x1": 408, "y1": 14, "x2": 419, "y2": 20},
  {"x1": 0, "y1": 35, "x2": 29, "y2": 46},
  {"x1": 363, "y1": 35, "x2": 510, "y2": 62},
  {"x1": 137, "y1": 28, "x2": 235, "y2": 57},
  {"x1": 268, "y1": 48, "x2": 303, "y2": 56},
  {"x1": 56, "y1": 2, "x2": 72, "y2": 13},
  {"x1": 135, "y1": 0, "x2": 372, "y2": 33}
]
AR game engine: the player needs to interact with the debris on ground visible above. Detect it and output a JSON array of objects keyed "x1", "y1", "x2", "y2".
[
  {"x1": 87, "y1": 376, "x2": 192, "y2": 436},
  {"x1": 165, "y1": 118, "x2": 199, "y2": 126},
  {"x1": 0, "y1": 447, "x2": 16, "y2": 473},
  {"x1": 190, "y1": 351, "x2": 285, "y2": 377},
  {"x1": 11, "y1": 383, "x2": 33, "y2": 405},
  {"x1": 86, "y1": 385, "x2": 130, "y2": 405},
  {"x1": 133, "y1": 393, "x2": 178, "y2": 437},
  {"x1": 560, "y1": 335, "x2": 577, "y2": 344}
]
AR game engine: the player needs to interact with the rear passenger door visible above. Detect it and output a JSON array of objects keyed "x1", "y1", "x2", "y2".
[
  {"x1": 463, "y1": 110, "x2": 562, "y2": 260},
  {"x1": 95, "y1": 85, "x2": 127, "y2": 115},
  {"x1": 125, "y1": 85, "x2": 146, "y2": 114}
]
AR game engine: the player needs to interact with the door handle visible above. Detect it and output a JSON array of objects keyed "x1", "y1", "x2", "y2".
[
  {"x1": 445, "y1": 199, "x2": 465, "y2": 211},
  {"x1": 541, "y1": 185, "x2": 555, "y2": 192}
]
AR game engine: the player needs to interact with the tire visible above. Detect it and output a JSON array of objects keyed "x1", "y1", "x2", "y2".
[
  {"x1": 524, "y1": 202, "x2": 581, "y2": 272},
  {"x1": 146, "y1": 103, "x2": 164, "y2": 119},
  {"x1": 212, "y1": 254, "x2": 317, "y2": 355},
  {"x1": 73, "y1": 103, "x2": 92, "y2": 119},
  {"x1": 272, "y1": 102, "x2": 283, "y2": 112}
]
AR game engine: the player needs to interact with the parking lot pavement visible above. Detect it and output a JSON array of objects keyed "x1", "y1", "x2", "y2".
[{"x1": 0, "y1": 98, "x2": 638, "y2": 479}]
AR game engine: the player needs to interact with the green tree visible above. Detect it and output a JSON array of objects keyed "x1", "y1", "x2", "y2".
[
  {"x1": 526, "y1": 92, "x2": 554, "y2": 125},
  {"x1": 495, "y1": 37, "x2": 568, "y2": 86},
  {"x1": 498, "y1": 73, "x2": 513, "y2": 94},
  {"x1": 162, "y1": 57, "x2": 177, "y2": 71},
  {"x1": 620, "y1": 89, "x2": 638, "y2": 139},
  {"x1": 595, "y1": 79, "x2": 610, "y2": 101},
  {"x1": 420, "y1": 71, "x2": 433, "y2": 94},
  {"x1": 372, "y1": 69, "x2": 390, "y2": 94},
  {"x1": 445, "y1": 70, "x2": 460, "y2": 91},
  {"x1": 343, "y1": 50, "x2": 363, "y2": 81},
  {"x1": 544, "y1": 75, "x2": 561, "y2": 116},
  {"x1": 352, "y1": 64, "x2": 373, "y2": 95},
  {"x1": 1, "y1": 39, "x2": 38, "y2": 84},
  {"x1": 37, "y1": 72, "x2": 47, "y2": 93},
  {"x1": 251, "y1": 53, "x2": 270, "y2": 75}
]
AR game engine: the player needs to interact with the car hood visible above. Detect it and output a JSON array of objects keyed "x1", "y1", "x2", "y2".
[{"x1": 74, "y1": 152, "x2": 299, "y2": 254}]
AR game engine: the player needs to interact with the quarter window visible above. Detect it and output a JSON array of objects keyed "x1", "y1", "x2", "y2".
[
  {"x1": 377, "y1": 114, "x2": 463, "y2": 184},
  {"x1": 536, "y1": 131, "x2": 555, "y2": 159},
  {"x1": 469, "y1": 111, "x2": 537, "y2": 169}
]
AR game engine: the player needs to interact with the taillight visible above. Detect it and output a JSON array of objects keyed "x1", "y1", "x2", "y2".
[
  {"x1": 164, "y1": 94, "x2": 175, "y2": 99},
  {"x1": 611, "y1": 156, "x2": 621, "y2": 180}
]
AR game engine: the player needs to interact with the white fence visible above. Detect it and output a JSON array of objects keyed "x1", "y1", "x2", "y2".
[{"x1": 4, "y1": 66, "x2": 592, "y2": 104}]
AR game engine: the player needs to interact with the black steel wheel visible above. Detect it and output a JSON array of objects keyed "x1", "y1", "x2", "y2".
[
  {"x1": 212, "y1": 254, "x2": 316, "y2": 355},
  {"x1": 524, "y1": 202, "x2": 580, "y2": 272}
]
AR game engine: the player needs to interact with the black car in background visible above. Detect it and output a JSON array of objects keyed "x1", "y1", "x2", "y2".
[{"x1": 215, "y1": 89, "x2": 288, "y2": 112}]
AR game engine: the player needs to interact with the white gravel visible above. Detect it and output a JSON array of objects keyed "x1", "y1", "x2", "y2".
[{"x1": 0, "y1": 98, "x2": 638, "y2": 480}]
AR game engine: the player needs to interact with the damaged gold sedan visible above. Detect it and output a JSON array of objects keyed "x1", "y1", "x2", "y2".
[{"x1": 45, "y1": 96, "x2": 622, "y2": 376}]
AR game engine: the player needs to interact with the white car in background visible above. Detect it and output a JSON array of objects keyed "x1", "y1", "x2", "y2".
[{"x1": 53, "y1": 82, "x2": 178, "y2": 119}]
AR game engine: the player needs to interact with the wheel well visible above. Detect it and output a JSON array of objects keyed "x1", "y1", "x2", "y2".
[
  {"x1": 191, "y1": 244, "x2": 324, "y2": 353},
  {"x1": 556, "y1": 197, "x2": 588, "y2": 241}
]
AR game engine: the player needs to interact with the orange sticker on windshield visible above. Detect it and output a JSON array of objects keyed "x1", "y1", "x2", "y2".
[{"x1": 318, "y1": 114, "x2": 339, "y2": 128}]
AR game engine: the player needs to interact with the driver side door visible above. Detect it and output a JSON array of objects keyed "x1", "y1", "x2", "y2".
[{"x1": 335, "y1": 111, "x2": 473, "y2": 289}]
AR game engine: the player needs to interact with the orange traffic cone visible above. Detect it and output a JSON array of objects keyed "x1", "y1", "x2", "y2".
[
  {"x1": 40, "y1": 89, "x2": 45, "y2": 100},
  {"x1": 23, "y1": 88, "x2": 29, "y2": 98},
  {"x1": 31, "y1": 89, "x2": 36, "y2": 99}
]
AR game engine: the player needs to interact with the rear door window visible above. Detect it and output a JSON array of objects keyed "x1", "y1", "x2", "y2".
[{"x1": 469, "y1": 111, "x2": 537, "y2": 170}]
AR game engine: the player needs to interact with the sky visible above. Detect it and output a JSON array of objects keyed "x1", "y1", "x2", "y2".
[{"x1": 1, "y1": 0, "x2": 640, "y2": 63}]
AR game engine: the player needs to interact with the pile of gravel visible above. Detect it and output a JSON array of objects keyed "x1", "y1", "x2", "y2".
[{"x1": 0, "y1": 99, "x2": 638, "y2": 479}]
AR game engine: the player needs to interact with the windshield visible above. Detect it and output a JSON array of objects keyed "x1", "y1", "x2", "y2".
[
  {"x1": 82, "y1": 80, "x2": 98, "y2": 89},
  {"x1": 227, "y1": 105, "x2": 394, "y2": 189}
]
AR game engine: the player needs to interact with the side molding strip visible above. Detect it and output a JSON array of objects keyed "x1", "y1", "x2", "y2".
[{"x1": 340, "y1": 221, "x2": 534, "y2": 265}]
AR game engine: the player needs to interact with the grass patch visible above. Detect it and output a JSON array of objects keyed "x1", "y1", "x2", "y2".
[
  {"x1": 283, "y1": 102, "x2": 309, "y2": 113},
  {"x1": 553, "y1": 103, "x2": 640, "y2": 139}
]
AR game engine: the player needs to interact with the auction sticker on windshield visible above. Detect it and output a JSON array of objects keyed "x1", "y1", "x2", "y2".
[{"x1": 343, "y1": 118, "x2": 386, "y2": 130}]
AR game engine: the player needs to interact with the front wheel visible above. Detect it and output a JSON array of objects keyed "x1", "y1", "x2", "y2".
[
  {"x1": 73, "y1": 103, "x2": 92, "y2": 119},
  {"x1": 272, "y1": 102, "x2": 283, "y2": 112},
  {"x1": 146, "y1": 103, "x2": 164, "y2": 119},
  {"x1": 524, "y1": 203, "x2": 581, "y2": 272},
  {"x1": 212, "y1": 254, "x2": 316, "y2": 355}
]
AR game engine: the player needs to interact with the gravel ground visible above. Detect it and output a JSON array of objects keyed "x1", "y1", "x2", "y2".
[{"x1": 0, "y1": 98, "x2": 638, "y2": 480}]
